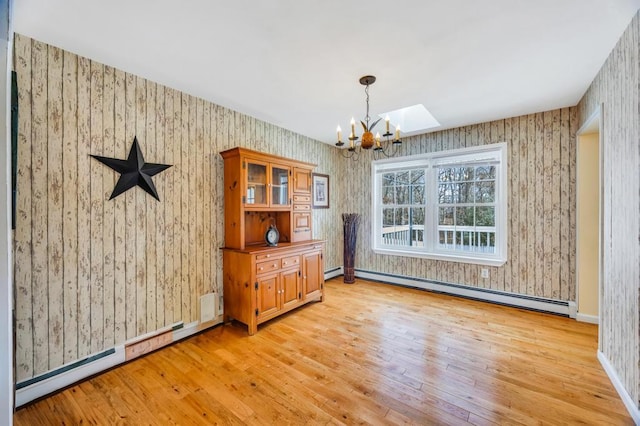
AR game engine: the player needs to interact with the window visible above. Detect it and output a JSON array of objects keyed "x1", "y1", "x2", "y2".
[{"x1": 372, "y1": 143, "x2": 507, "y2": 266}]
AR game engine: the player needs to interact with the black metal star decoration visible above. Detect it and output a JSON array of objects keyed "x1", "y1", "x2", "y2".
[{"x1": 91, "y1": 136, "x2": 172, "y2": 201}]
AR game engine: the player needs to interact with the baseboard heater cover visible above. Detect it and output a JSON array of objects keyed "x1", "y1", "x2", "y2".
[
  {"x1": 15, "y1": 318, "x2": 220, "y2": 407},
  {"x1": 324, "y1": 266, "x2": 343, "y2": 280},
  {"x1": 354, "y1": 268, "x2": 576, "y2": 317}
]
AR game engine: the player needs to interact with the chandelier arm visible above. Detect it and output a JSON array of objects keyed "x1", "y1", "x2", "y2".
[{"x1": 341, "y1": 148, "x2": 359, "y2": 160}]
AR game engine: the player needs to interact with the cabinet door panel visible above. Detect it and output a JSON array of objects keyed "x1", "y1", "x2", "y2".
[
  {"x1": 246, "y1": 160, "x2": 268, "y2": 206},
  {"x1": 292, "y1": 212, "x2": 312, "y2": 242},
  {"x1": 303, "y1": 251, "x2": 322, "y2": 296},
  {"x1": 257, "y1": 274, "x2": 279, "y2": 319},
  {"x1": 270, "y1": 163, "x2": 291, "y2": 207},
  {"x1": 281, "y1": 268, "x2": 301, "y2": 309},
  {"x1": 293, "y1": 168, "x2": 312, "y2": 194}
]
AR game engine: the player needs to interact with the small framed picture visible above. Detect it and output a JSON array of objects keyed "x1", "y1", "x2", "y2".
[{"x1": 312, "y1": 173, "x2": 330, "y2": 209}]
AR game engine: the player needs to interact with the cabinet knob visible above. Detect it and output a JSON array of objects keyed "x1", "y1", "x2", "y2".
[{"x1": 272, "y1": 263, "x2": 277, "y2": 268}]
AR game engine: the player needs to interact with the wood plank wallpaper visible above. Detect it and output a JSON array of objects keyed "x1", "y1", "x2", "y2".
[
  {"x1": 343, "y1": 108, "x2": 578, "y2": 301},
  {"x1": 578, "y1": 11, "x2": 640, "y2": 408},
  {"x1": 12, "y1": 34, "x2": 344, "y2": 381}
]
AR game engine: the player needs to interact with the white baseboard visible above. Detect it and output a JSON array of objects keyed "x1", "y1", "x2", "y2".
[
  {"x1": 15, "y1": 318, "x2": 222, "y2": 407},
  {"x1": 576, "y1": 313, "x2": 599, "y2": 324},
  {"x1": 354, "y1": 269, "x2": 574, "y2": 316},
  {"x1": 598, "y1": 351, "x2": 640, "y2": 424}
]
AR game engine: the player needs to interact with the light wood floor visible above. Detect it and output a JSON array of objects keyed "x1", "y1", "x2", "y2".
[{"x1": 15, "y1": 278, "x2": 632, "y2": 425}]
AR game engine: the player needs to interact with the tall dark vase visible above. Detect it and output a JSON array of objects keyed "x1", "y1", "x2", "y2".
[{"x1": 342, "y1": 213, "x2": 361, "y2": 284}]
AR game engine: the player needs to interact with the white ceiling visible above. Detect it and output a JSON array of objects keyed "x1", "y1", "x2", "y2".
[{"x1": 13, "y1": 0, "x2": 640, "y2": 145}]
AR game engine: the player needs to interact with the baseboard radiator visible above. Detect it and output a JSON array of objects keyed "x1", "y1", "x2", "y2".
[
  {"x1": 14, "y1": 319, "x2": 214, "y2": 407},
  {"x1": 15, "y1": 269, "x2": 340, "y2": 407},
  {"x1": 353, "y1": 268, "x2": 577, "y2": 317}
]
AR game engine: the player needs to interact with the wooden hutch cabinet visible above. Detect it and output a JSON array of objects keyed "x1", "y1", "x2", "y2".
[{"x1": 220, "y1": 147, "x2": 325, "y2": 335}]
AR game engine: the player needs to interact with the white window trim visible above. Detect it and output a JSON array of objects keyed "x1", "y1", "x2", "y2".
[{"x1": 371, "y1": 142, "x2": 508, "y2": 267}]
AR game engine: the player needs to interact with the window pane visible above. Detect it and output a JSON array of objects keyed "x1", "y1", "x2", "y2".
[
  {"x1": 410, "y1": 207, "x2": 425, "y2": 225},
  {"x1": 438, "y1": 168, "x2": 453, "y2": 183},
  {"x1": 395, "y1": 185, "x2": 409, "y2": 205},
  {"x1": 412, "y1": 185, "x2": 425, "y2": 204},
  {"x1": 397, "y1": 207, "x2": 409, "y2": 226},
  {"x1": 411, "y1": 169, "x2": 425, "y2": 184},
  {"x1": 396, "y1": 171, "x2": 410, "y2": 185},
  {"x1": 410, "y1": 208, "x2": 425, "y2": 246},
  {"x1": 454, "y1": 182, "x2": 475, "y2": 204},
  {"x1": 439, "y1": 207, "x2": 454, "y2": 225},
  {"x1": 475, "y1": 165, "x2": 495, "y2": 180},
  {"x1": 475, "y1": 181, "x2": 495, "y2": 203},
  {"x1": 438, "y1": 184, "x2": 452, "y2": 204},
  {"x1": 476, "y1": 206, "x2": 495, "y2": 226},
  {"x1": 382, "y1": 208, "x2": 395, "y2": 226},
  {"x1": 382, "y1": 186, "x2": 395, "y2": 204},
  {"x1": 456, "y1": 166, "x2": 475, "y2": 181},
  {"x1": 455, "y1": 207, "x2": 474, "y2": 226},
  {"x1": 382, "y1": 173, "x2": 395, "y2": 186}
]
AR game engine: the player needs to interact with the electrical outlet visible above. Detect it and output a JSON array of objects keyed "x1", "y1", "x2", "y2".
[{"x1": 481, "y1": 268, "x2": 489, "y2": 279}]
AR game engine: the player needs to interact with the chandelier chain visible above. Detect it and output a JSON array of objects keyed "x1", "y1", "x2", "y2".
[{"x1": 365, "y1": 83, "x2": 370, "y2": 128}]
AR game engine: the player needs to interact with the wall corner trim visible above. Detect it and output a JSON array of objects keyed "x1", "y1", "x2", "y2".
[{"x1": 597, "y1": 350, "x2": 640, "y2": 424}]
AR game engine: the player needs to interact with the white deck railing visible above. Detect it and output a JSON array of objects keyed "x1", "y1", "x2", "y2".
[{"x1": 381, "y1": 224, "x2": 496, "y2": 253}]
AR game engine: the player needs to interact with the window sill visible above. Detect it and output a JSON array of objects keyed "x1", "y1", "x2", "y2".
[{"x1": 372, "y1": 247, "x2": 507, "y2": 267}]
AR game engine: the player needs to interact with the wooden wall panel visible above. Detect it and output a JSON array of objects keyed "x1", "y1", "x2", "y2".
[
  {"x1": 113, "y1": 68, "x2": 126, "y2": 344},
  {"x1": 31, "y1": 39, "x2": 48, "y2": 375},
  {"x1": 345, "y1": 108, "x2": 577, "y2": 302},
  {"x1": 12, "y1": 34, "x2": 342, "y2": 381},
  {"x1": 61, "y1": 50, "x2": 78, "y2": 363},
  {"x1": 14, "y1": 30, "x2": 32, "y2": 379},
  {"x1": 578, "y1": 10, "x2": 640, "y2": 409}
]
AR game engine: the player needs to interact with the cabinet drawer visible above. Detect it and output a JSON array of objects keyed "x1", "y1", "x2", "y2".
[
  {"x1": 255, "y1": 253, "x2": 277, "y2": 262},
  {"x1": 293, "y1": 203, "x2": 311, "y2": 211},
  {"x1": 257, "y1": 259, "x2": 280, "y2": 274},
  {"x1": 281, "y1": 255, "x2": 300, "y2": 269},
  {"x1": 293, "y1": 194, "x2": 311, "y2": 203}
]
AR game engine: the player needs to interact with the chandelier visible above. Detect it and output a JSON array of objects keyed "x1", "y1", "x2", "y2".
[{"x1": 335, "y1": 75, "x2": 402, "y2": 159}]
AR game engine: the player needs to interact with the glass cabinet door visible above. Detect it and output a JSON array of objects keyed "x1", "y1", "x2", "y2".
[
  {"x1": 246, "y1": 162, "x2": 267, "y2": 205},
  {"x1": 271, "y1": 165, "x2": 290, "y2": 206}
]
